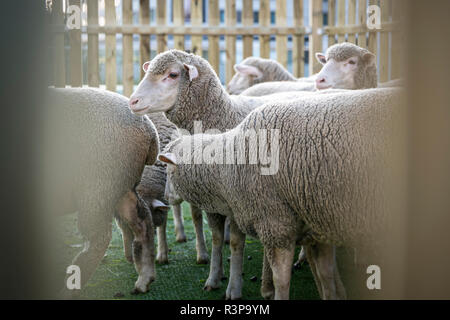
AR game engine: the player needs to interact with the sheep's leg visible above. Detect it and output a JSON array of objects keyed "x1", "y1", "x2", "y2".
[
  {"x1": 334, "y1": 255, "x2": 347, "y2": 299},
  {"x1": 265, "y1": 245, "x2": 296, "y2": 300},
  {"x1": 224, "y1": 217, "x2": 231, "y2": 245},
  {"x1": 306, "y1": 244, "x2": 339, "y2": 300},
  {"x1": 304, "y1": 245, "x2": 323, "y2": 299},
  {"x1": 172, "y1": 203, "x2": 186, "y2": 243},
  {"x1": 293, "y1": 246, "x2": 307, "y2": 269},
  {"x1": 225, "y1": 220, "x2": 245, "y2": 300},
  {"x1": 156, "y1": 213, "x2": 169, "y2": 264},
  {"x1": 190, "y1": 204, "x2": 209, "y2": 264},
  {"x1": 115, "y1": 216, "x2": 134, "y2": 263},
  {"x1": 204, "y1": 212, "x2": 225, "y2": 291},
  {"x1": 261, "y1": 248, "x2": 275, "y2": 300}
]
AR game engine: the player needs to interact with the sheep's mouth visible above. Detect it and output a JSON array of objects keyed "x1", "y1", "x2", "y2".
[{"x1": 131, "y1": 105, "x2": 151, "y2": 114}]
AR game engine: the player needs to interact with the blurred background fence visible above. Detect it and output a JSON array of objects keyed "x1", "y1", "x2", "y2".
[{"x1": 49, "y1": 0, "x2": 403, "y2": 96}]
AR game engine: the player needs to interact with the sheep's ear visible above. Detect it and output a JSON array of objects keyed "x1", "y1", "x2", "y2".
[
  {"x1": 142, "y1": 61, "x2": 151, "y2": 73},
  {"x1": 183, "y1": 64, "x2": 199, "y2": 81},
  {"x1": 151, "y1": 199, "x2": 170, "y2": 211},
  {"x1": 315, "y1": 53, "x2": 327, "y2": 65},
  {"x1": 234, "y1": 64, "x2": 263, "y2": 78},
  {"x1": 158, "y1": 153, "x2": 177, "y2": 165},
  {"x1": 363, "y1": 52, "x2": 376, "y2": 66}
]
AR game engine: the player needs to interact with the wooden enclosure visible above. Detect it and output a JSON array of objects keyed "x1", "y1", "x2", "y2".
[{"x1": 49, "y1": 0, "x2": 404, "y2": 96}]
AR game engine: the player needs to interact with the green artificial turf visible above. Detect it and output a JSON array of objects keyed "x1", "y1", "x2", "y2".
[{"x1": 57, "y1": 202, "x2": 321, "y2": 300}]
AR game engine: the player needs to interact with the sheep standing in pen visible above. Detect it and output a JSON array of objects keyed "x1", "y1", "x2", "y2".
[
  {"x1": 158, "y1": 87, "x2": 404, "y2": 299},
  {"x1": 47, "y1": 88, "x2": 160, "y2": 296},
  {"x1": 128, "y1": 49, "x2": 317, "y2": 296},
  {"x1": 119, "y1": 112, "x2": 209, "y2": 265},
  {"x1": 228, "y1": 42, "x2": 379, "y2": 97}
]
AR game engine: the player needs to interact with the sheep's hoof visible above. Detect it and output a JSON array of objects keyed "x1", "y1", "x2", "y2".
[
  {"x1": 156, "y1": 254, "x2": 169, "y2": 264},
  {"x1": 176, "y1": 235, "x2": 187, "y2": 243},
  {"x1": 196, "y1": 254, "x2": 210, "y2": 265},
  {"x1": 261, "y1": 290, "x2": 275, "y2": 300}
]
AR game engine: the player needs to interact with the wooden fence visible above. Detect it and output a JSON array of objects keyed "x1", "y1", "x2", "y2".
[{"x1": 49, "y1": 0, "x2": 404, "y2": 97}]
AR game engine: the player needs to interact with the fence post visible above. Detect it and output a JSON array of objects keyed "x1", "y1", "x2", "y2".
[
  {"x1": 225, "y1": 0, "x2": 237, "y2": 84},
  {"x1": 242, "y1": 0, "x2": 253, "y2": 59},
  {"x1": 259, "y1": 0, "x2": 270, "y2": 58},
  {"x1": 122, "y1": 0, "x2": 133, "y2": 96},
  {"x1": 105, "y1": 0, "x2": 116, "y2": 91},
  {"x1": 87, "y1": 0, "x2": 99, "y2": 87},
  {"x1": 347, "y1": 0, "x2": 356, "y2": 43},
  {"x1": 191, "y1": 0, "x2": 203, "y2": 56},
  {"x1": 309, "y1": 0, "x2": 323, "y2": 75},
  {"x1": 208, "y1": 0, "x2": 219, "y2": 74},
  {"x1": 379, "y1": 0, "x2": 390, "y2": 82},
  {"x1": 391, "y1": 0, "x2": 403, "y2": 79},
  {"x1": 52, "y1": 0, "x2": 65, "y2": 87},
  {"x1": 276, "y1": 0, "x2": 287, "y2": 67},
  {"x1": 292, "y1": 0, "x2": 304, "y2": 77},
  {"x1": 337, "y1": 0, "x2": 345, "y2": 43},
  {"x1": 357, "y1": 0, "x2": 367, "y2": 48},
  {"x1": 69, "y1": 0, "x2": 82, "y2": 87},
  {"x1": 157, "y1": 0, "x2": 167, "y2": 53},
  {"x1": 173, "y1": 0, "x2": 185, "y2": 50},
  {"x1": 328, "y1": 0, "x2": 336, "y2": 45},
  {"x1": 139, "y1": 0, "x2": 150, "y2": 79},
  {"x1": 367, "y1": 0, "x2": 377, "y2": 57}
]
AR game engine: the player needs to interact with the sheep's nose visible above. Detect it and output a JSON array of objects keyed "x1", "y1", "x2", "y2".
[
  {"x1": 129, "y1": 98, "x2": 139, "y2": 107},
  {"x1": 315, "y1": 76, "x2": 329, "y2": 89}
]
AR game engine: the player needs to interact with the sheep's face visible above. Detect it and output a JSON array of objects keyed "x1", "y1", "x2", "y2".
[
  {"x1": 129, "y1": 60, "x2": 198, "y2": 115},
  {"x1": 314, "y1": 43, "x2": 377, "y2": 90},
  {"x1": 227, "y1": 64, "x2": 263, "y2": 95},
  {"x1": 158, "y1": 153, "x2": 182, "y2": 205}
]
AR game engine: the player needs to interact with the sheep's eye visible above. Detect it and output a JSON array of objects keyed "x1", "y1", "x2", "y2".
[
  {"x1": 168, "y1": 72, "x2": 179, "y2": 79},
  {"x1": 348, "y1": 60, "x2": 356, "y2": 65}
]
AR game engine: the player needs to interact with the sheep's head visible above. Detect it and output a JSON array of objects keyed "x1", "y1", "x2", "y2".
[
  {"x1": 227, "y1": 61, "x2": 263, "y2": 95},
  {"x1": 129, "y1": 50, "x2": 202, "y2": 115},
  {"x1": 158, "y1": 152, "x2": 182, "y2": 205},
  {"x1": 315, "y1": 43, "x2": 377, "y2": 90}
]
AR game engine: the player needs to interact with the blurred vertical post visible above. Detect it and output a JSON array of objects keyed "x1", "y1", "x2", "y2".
[
  {"x1": 69, "y1": 0, "x2": 82, "y2": 87},
  {"x1": 242, "y1": 0, "x2": 253, "y2": 59},
  {"x1": 208, "y1": 0, "x2": 219, "y2": 74},
  {"x1": 357, "y1": 0, "x2": 367, "y2": 48},
  {"x1": 122, "y1": 0, "x2": 133, "y2": 97},
  {"x1": 191, "y1": 0, "x2": 203, "y2": 56},
  {"x1": 276, "y1": 0, "x2": 287, "y2": 67},
  {"x1": 52, "y1": 0, "x2": 66, "y2": 87},
  {"x1": 337, "y1": 0, "x2": 345, "y2": 43},
  {"x1": 347, "y1": 0, "x2": 356, "y2": 43},
  {"x1": 225, "y1": 0, "x2": 236, "y2": 83},
  {"x1": 292, "y1": 0, "x2": 304, "y2": 77},
  {"x1": 87, "y1": 0, "x2": 99, "y2": 87},
  {"x1": 105, "y1": 0, "x2": 117, "y2": 91},
  {"x1": 309, "y1": 0, "x2": 323, "y2": 75},
  {"x1": 379, "y1": 0, "x2": 390, "y2": 82},
  {"x1": 173, "y1": 0, "x2": 185, "y2": 50},
  {"x1": 390, "y1": 0, "x2": 403, "y2": 79},
  {"x1": 367, "y1": 0, "x2": 377, "y2": 57},
  {"x1": 139, "y1": 0, "x2": 150, "y2": 79},
  {"x1": 157, "y1": 0, "x2": 167, "y2": 53},
  {"x1": 327, "y1": 0, "x2": 336, "y2": 45},
  {"x1": 259, "y1": 0, "x2": 270, "y2": 58}
]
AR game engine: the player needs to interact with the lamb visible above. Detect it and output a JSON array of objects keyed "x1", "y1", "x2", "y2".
[
  {"x1": 48, "y1": 87, "x2": 160, "y2": 296},
  {"x1": 119, "y1": 112, "x2": 209, "y2": 265},
  {"x1": 231, "y1": 42, "x2": 378, "y2": 97},
  {"x1": 226, "y1": 56, "x2": 316, "y2": 95},
  {"x1": 158, "y1": 87, "x2": 404, "y2": 299}
]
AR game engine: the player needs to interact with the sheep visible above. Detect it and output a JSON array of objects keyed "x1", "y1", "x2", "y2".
[
  {"x1": 231, "y1": 42, "x2": 378, "y2": 97},
  {"x1": 128, "y1": 49, "x2": 317, "y2": 294},
  {"x1": 227, "y1": 56, "x2": 316, "y2": 95},
  {"x1": 120, "y1": 112, "x2": 209, "y2": 265},
  {"x1": 158, "y1": 87, "x2": 404, "y2": 299},
  {"x1": 48, "y1": 87, "x2": 160, "y2": 296}
]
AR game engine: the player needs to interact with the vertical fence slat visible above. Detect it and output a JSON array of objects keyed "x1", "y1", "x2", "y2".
[
  {"x1": 357, "y1": 0, "x2": 367, "y2": 48},
  {"x1": 379, "y1": 0, "x2": 390, "y2": 82},
  {"x1": 275, "y1": 0, "x2": 287, "y2": 67},
  {"x1": 208, "y1": 0, "x2": 220, "y2": 74},
  {"x1": 347, "y1": 0, "x2": 356, "y2": 43},
  {"x1": 52, "y1": 0, "x2": 65, "y2": 87},
  {"x1": 225, "y1": 0, "x2": 236, "y2": 84},
  {"x1": 122, "y1": 0, "x2": 133, "y2": 96},
  {"x1": 292, "y1": 0, "x2": 304, "y2": 77},
  {"x1": 309, "y1": 0, "x2": 323, "y2": 75},
  {"x1": 191, "y1": 0, "x2": 203, "y2": 56},
  {"x1": 105, "y1": 0, "x2": 116, "y2": 91},
  {"x1": 157, "y1": 0, "x2": 167, "y2": 53},
  {"x1": 391, "y1": 0, "x2": 403, "y2": 79},
  {"x1": 259, "y1": 0, "x2": 270, "y2": 58},
  {"x1": 337, "y1": 0, "x2": 346, "y2": 43},
  {"x1": 87, "y1": 0, "x2": 99, "y2": 87},
  {"x1": 139, "y1": 0, "x2": 150, "y2": 79},
  {"x1": 242, "y1": 0, "x2": 253, "y2": 59},
  {"x1": 173, "y1": 0, "x2": 184, "y2": 50},
  {"x1": 367, "y1": 0, "x2": 378, "y2": 56},
  {"x1": 328, "y1": 0, "x2": 336, "y2": 45},
  {"x1": 69, "y1": 0, "x2": 82, "y2": 87}
]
